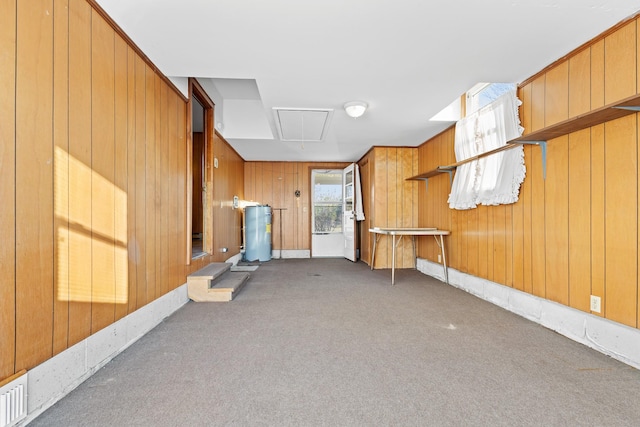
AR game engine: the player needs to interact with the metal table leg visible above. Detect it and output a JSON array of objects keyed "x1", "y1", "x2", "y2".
[{"x1": 434, "y1": 234, "x2": 449, "y2": 284}]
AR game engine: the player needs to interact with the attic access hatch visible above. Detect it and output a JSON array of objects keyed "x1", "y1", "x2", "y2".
[{"x1": 273, "y1": 108, "x2": 333, "y2": 142}]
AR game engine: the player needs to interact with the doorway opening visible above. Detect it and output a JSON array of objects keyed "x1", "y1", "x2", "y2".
[
  {"x1": 191, "y1": 96, "x2": 205, "y2": 258},
  {"x1": 311, "y1": 169, "x2": 343, "y2": 257},
  {"x1": 188, "y1": 78, "x2": 214, "y2": 262}
]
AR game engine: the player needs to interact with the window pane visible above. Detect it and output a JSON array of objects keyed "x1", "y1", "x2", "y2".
[{"x1": 314, "y1": 204, "x2": 343, "y2": 233}]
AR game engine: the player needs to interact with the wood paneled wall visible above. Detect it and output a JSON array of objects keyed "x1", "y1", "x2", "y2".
[
  {"x1": 0, "y1": 0, "x2": 243, "y2": 382},
  {"x1": 244, "y1": 162, "x2": 349, "y2": 251},
  {"x1": 358, "y1": 147, "x2": 419, "y2": 269},
  {"x1": 211, "y1": 131, "x2": 244, "y2": 259},
  {"x1": 417, "y1": 17, "x2": 640, "y2": 329}
]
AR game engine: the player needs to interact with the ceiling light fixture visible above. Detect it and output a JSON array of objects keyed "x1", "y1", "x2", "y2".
[{"x1": 344, "y1": 101, "x2": 368, "y2": 118}]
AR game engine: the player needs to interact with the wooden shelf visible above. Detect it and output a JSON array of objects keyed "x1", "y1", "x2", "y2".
[
  {"x1": 513, "y1": 93, "x2": 640, "y2": 143},
  {"x1": 407, "y1": 93, "x2": 640, "y2": 183}
]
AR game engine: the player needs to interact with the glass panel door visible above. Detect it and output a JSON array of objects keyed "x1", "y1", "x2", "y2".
[{"x1": 311, "y1": 170, "x2": 343, "y2": 257}]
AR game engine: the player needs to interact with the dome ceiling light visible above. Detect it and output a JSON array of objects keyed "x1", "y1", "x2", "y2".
[{"x1": 344, "y1": 101, "x2": 368, "y2": 118}]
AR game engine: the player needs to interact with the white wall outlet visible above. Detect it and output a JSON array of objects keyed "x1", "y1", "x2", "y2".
[
  {"x1": 590, "y1": 295, "x2": 601, "y2": 313},
  {"x1": 437, "y1": 254, "x2": 442, "y2": 263}
]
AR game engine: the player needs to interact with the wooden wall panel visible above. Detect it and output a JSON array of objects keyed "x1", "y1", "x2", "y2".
[
  {"x1": 168, "y1": 93, "x2": 179, "y2": 290},
  {"x1": 486, "y1": 207, "x2": 495, "y2": 282},
  {"x1": 591, "y1": 40, "x2": 605, "y2": 110},
  {"x1": 638, "y1": 17, "x2": 640, "y2": 94},
  {"x1": 144, "y1": 65, "x2": 157, "y2": 306},
  {"x1": 568, "y1": 129, "x2": 591, "y2": 312},
  {"x1": 358, "y1": 147, "x2": 420, "y2": 269},
  {"x1": 134, "y1": 55, "x2": 147, "y2": 314},
  {"x1": 568, "y1": 48, "x2": 591, "y2": 117},
  {"x1": 604, "y1": 21, "x2": 636, "y2": 105},
  {"x1": 386, "y1": 149, "x2": 398, "y2": 262},
  {"x1": 0, "y1": 0, "x2": 16, "y2": 380},
  {"x1": 504, "y1": 196, "x2": 513, "y2": 287},
  {"x1": 156, "y1": 78, "x2": 166, "y2": 297},
  {"x1": 53, "y1": 0, "x2": 70, "y2": 355},
  {"x1": 417, "y1": 128, "x2": 455, "y2": 269},
  {"x1": 15, "y1": 0, "x2": 55, "y2": 370},
  {"x1": 271, "y1": 162, "x2": 284, "y2": 251},
  {"x1": 67, "y1": 0, "x2": 92, "y2": 346},
  {"x1": 91, "y1": 10, "x2": 116, "y2": 334},
  {"x1": 211, "y1": 132, "x2": 244, "y2": 262},
  {"x1": 114, "y1": 36, "x2": 129, "y2": 322},
  {"x1": 604, "y1": 116, "x2": 637, "y2": 327},
  {"x1": 177, "y1": 99, "x2": 187, "y2": 283},
  {"x1": 521, "y1": 144, "x2": 533, "y2": 294},
  {"x1": 531, "y1": 76, "x2": 546, "y2": 131},
  {"x1": 590, "y1": 124, "x2": 606, "y2": 317},
  {"x1": 374, "y1": 149, "x2": 389, "y2": 270},
  {"x1": 2, "y1": 0, "x2": 246, "y2": 380},
  {"x1": 283, "y1": 163, "x2": 296, "y2": 251},
  {"x1": 493, "y1": 205, "x2": 507, "y2": 285},
  {"x1": 402, "y1": 149, "x2": 417, "y2": 266},
  {"x1": 466, "y1": 200, "x2": 479, "y2": 276},
  {"x1": 544, "y1": 136, "x2": 569, "y2": 305},
  {"x1": 545, "y1": 63, "x2": 569, "y2": 127},
  {"x1": 126, "y1": 46, "x2": 138, "y2": 314},
  {"x1": 532, "y1": 75, "x2": 547, "y2": 293}
]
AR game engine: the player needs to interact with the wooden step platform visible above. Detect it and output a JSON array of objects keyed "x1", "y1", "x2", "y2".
[{"x1": 187, "y1": 263, "x2": 250, "y2": 302}]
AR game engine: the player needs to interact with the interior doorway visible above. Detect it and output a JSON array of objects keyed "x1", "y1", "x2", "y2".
[
  {"x1": 311, "y1": 169, "x2": 343, "y2": 257},
  {"x1": 191, "y1": 96, "x2": 205, "y2": 258},
  {"x1": 188, "y1": 78, "x2": 214, "y2": 262}
]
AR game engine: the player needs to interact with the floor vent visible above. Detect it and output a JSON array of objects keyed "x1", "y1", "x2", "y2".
[{"x1": 0, "y1": 371, "x2": 27, "y2": 427}]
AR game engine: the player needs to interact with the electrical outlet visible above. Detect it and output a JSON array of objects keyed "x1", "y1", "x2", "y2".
[
  {"x1": 590, "y1": 295, "x2": 601, "y2": 313},
  {"x1": 437, "y1": 254, "x2": 442, "y2": 263}
]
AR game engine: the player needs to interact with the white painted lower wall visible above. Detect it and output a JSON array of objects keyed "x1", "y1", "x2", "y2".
[
  {"x1": 20, "y1": 283, "x2": 190, "y2": 425},
  {"x1": 417, "y1": 258, "x2": 640, "y2": 370},
  {"x1": 272, "y1": 249, "x2": 311, "y2": 259}
]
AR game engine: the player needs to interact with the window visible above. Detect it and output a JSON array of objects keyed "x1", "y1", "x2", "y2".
[
  {"x1": 466, "y1": 82, "x2": 516, "y2": 116},
  {"x1": 312, "y1": 171, "x2": 343, "y2": 233}
]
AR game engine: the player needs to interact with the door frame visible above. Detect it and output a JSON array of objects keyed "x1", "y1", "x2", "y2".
[
  {"x1": 186, "y1": 78, "x2": 215, "y2": 264},
  {"x1": 310, "y1": 169, "x2": 344, "y2": 257},
  {"x1": 343, "y1": 163, "x2": 357, "y2": 262}
]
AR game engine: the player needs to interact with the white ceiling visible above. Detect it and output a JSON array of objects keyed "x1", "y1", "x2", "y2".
[{"x1": 97, "y1": 0, "x2": 640, "y2": 162}]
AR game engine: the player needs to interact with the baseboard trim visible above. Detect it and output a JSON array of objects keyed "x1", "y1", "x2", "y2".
[
  {"x1": 417, "y1": 258, "x2": 640, "y2": 370},
  {"x1": 21, "y1": 284, "x2": 189, "y2": 425}
]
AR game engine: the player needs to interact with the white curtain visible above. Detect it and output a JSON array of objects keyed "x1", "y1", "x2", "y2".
[{"x1": 448, "y1": 90, "x2": 525, "y2": 210}]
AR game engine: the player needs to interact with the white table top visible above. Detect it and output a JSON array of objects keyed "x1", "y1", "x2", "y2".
[{"x1": 369, "y1": 227, "x2": 449, "y2": 236}]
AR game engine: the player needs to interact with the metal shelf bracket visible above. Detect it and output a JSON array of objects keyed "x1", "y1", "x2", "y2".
[{"x1": 519, "y1": 140, "x2": 547, "y2": 179}]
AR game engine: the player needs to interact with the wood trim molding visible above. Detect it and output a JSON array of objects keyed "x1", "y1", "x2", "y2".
[{"x1": 0, "y1": 369, "x2": 26, "y2": 389}]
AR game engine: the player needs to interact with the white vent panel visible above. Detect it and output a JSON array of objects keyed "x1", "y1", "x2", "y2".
[
  {"x1": 0, "y1": 373, "x2": 27, "y2": 427},
  {"x1": 273, "y1": 108, "x2": 333, "y2": 142}
]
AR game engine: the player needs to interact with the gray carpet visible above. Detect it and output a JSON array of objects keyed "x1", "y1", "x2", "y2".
[{"x1": 31, "y1": 259, "x2": 640, "y2": 426}]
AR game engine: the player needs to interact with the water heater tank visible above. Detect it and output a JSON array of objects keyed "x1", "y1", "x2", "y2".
[{"x1": 245, "y1": 205, "x2": 272, "y2": 262}]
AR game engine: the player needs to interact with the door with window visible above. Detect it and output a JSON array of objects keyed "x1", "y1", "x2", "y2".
[
  {"x1": 343, "y1": 163, "x2": 357, "y2": 262},
  {"x1": 311, "y1": 170, "x2": 343, "y2": 257}
]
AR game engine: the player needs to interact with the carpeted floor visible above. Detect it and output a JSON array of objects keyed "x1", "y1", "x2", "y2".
[{"x1": 31, "y1": 258, "x2": 640, "y2": 426}]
